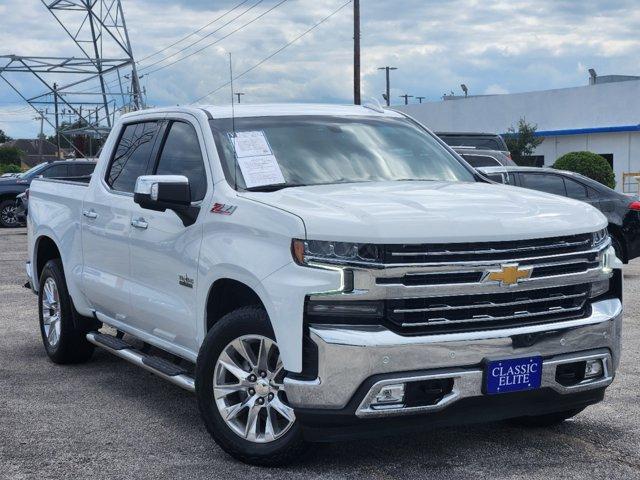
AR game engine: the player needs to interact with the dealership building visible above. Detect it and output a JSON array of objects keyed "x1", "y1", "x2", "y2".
[{"x1": 397, "y1": 74, "x2": 640, "y2": 192}]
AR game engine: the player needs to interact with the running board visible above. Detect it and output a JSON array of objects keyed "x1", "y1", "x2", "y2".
[{"x1": 86, "y1": 332, "x2": 195, "y2": 393}]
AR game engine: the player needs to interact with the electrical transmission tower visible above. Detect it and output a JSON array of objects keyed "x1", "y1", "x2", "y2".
[{"x1": 0, "y1": 0, "x2": 144, "y2": 155}]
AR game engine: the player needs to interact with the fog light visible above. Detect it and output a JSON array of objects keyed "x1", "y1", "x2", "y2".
[
  {"x1": 584, "y1": 359, "x2": 604, "y2": 379},
  {"x1": 374, "y1": 383, "x2": 405, "y2": 405}
]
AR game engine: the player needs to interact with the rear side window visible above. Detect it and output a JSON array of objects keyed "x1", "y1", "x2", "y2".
[
  {"x1": 42, "y1": 164, "x2": 69, "y2": 178},
  {"x1": 107, "y1": 121, "x2": 159, "y2": 193},
  {"x1": 154, "y1": 121, "x2": 207, "y2": 202},
  {"x1": 69, "y1": 163, "x2": 96, "y2": 177},
  {"x1": 563, "y1": 177, "x2": 589, "y2": 199},
  {"x1": 521, "y1": 173, "x2": 566, "y2": 196},
  {"x1": 462, "y1": 154, "x2": 501, "y2": 167}
]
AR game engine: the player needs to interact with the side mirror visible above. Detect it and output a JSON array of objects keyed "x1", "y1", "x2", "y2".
[{"x1": 134, "y1": 175, "x2": 200, "y2": 227}]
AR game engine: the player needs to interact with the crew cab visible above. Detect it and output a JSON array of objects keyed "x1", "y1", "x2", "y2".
[{"x1": 26, "y1": 104, "x2": 622, "y2": 466}]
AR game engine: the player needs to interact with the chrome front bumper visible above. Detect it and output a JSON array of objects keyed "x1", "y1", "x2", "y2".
[{"x1": 284, "y1": 298, "x2": 622, "y2": 416}]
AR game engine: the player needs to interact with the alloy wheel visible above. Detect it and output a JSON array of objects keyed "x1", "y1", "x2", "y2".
[
  {"x1": 42, "y1": 277, "x2": 62, "y2": 347},
  {"x1": 213, "y1": 335, "x2": 295, "y2": 443}
]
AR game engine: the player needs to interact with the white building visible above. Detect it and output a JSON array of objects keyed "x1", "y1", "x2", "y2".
[{"x1": 396, "y1": 76, "x2": 640, "y2": 192}]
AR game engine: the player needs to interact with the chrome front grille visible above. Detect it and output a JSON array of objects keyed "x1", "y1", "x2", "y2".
[
  {"x1": 383, "y1": 233, "x2": 594, "y2": 264},
  {"x1": 309, "y1": 233, "x2": 613, "y2": 335},
  {"x1": 386, "y1": 284, "x2": 591, "y2": 334}
]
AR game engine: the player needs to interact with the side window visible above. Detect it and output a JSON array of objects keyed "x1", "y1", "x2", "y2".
[
  {"x1": 154, "y1": 121, "x2": 207, "y2": 202},
  {"x1": 563, "y1": 177, "x2": 588, "y2": 200},
  {"x1": 69, "y1": 163, "x2": 96, "y2": 177},
  {"x1": 521, "y1": 173, "x2": 566, "y2": 196},
  {"x1": 42, "y1": 164, "x2": 69, "y2": 178},
  {"x1": 462, "y1": 154, "x2": 500, "y2": 168},
  {"x1": 106, "y1": 121, "x2": 159, "y2": 193},
  {"x1": 507, "y1": 173, "x2": 518, "y2": 185},
  {"x1": 484, "y1": 173, "x2": 506, "y2": 183}
]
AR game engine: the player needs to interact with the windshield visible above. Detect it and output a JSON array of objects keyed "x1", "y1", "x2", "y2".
[
  {"x1": 18, "y1": 163, "x2": 47, "y2": 179},
  {"x1": 210, "y1": 116, "x2": 476, "y2": 190}
]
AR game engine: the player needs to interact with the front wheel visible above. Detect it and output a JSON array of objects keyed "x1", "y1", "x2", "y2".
[{"x1": 195, "y1": 306, "x2": 307, "y2": 466}]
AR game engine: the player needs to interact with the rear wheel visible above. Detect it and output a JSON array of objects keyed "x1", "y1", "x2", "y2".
[
  {"x1": 509, "y1": 407, "x2": 585, "y2": 427},
  {"x1": 0, "y1": 199, "x2": 19, "y2": 228},
  {"x1": 196, "y1": 306, "x2": 307, "y2": 466},
  {"x1": 38, "y1": 259, "x2": 95, "y2": 364}
]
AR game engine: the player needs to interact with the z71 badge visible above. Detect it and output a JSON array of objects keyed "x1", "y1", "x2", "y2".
[{"x1": 211, "y1": 203, "x2": 237, "y2": 215}]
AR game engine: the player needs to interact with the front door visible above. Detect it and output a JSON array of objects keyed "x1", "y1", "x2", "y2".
[
  {"x1": 128, "y1": 117, "x2": 209, "y2": 354},
  {"x1": 81, "y1": 120, "x2": 161, "y2": 322}
]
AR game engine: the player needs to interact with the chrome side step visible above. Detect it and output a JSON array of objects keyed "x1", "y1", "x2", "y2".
[{"x1": 86, "y1": 332, "x2": 196, "y2": 393}]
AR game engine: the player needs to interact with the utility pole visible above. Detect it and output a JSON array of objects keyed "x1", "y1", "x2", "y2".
[
  {"x1": 416, "y1": 96, "x2": 426, "y2": 104},
  {"x1": 353, "y1": 0, "x2": 361, "y2": 105},
  {"x1": 34, "y1": 110, "x2": 45, "y2": 155},
  {"x1": 400, "y1": 94, "x2": 413, "y2": 105},
  {"x1": 53, "y1": 82, "x2": 60, "y2": 159},
  {"x1": 377, "y1": 66, "x2": 397, "y2": 106},
  {"x1": 235, "y1": 92, "x2": 245, "y2": 103}
]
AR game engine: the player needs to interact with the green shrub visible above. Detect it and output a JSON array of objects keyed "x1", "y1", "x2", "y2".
[
  {"x1": 0, "y1": 146, "x2": 22, "y2": 166},
  {"x1": 553, "y1": 151, "x2": 615, "y2": 189},
  {"x1": 0, "y1": 164, "x2": 21, "y2": 175}
]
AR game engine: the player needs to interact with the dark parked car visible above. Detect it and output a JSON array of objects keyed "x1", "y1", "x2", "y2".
[
  {"x1": 479, "y1": 166, "x2": 640, "y2": 262},
  {"x1": 0, "y1": 160, "x2": 96, "y2": 227},
  {"x1": 453, "y1": 147, "x2": 517, "y2": 168},
  {"x1": 436, "y1": 131, "x2": 510, "y2": 153}
]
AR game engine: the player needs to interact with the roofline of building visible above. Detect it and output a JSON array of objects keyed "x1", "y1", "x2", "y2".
[{"x1": 529, "y1": 125, "x2": 640, "y2": 137}]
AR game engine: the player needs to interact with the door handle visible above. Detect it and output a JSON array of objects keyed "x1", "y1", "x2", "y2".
[
  {"x1": 83, "y1": 209, "x2": 98, "y2": 219},
  {"x1": 131, "y1": 218, "x2": 148, "y2": 229}
]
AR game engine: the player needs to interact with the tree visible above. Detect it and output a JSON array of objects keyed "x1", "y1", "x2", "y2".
[
  {"x1": 553, "y1": 151, "x2": 615, "y2": 189},
  {"x1": 0, "y1": 129, "x2": 12, "y2": 143},
  {"x1": 0, "y1": 146, "x2": 22, "y2": 166},
  {"x1": 504, "y1": 118, "x2": 543, "y2": 164}
]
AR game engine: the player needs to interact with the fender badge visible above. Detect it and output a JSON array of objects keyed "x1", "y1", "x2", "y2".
[
  {"x1": 178, "y1": 274, "x2": 194, "y2": 288},
  {"x1": 211, "y1": 203, "x2": 237, "y2": 215}
]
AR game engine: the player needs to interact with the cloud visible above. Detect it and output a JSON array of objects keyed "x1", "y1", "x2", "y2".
[{"x1": 1, "y1": 0, "x2": 640, "y2": 138}]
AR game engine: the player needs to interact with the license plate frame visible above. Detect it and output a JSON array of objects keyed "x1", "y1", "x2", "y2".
[{"x1": 484, "y1": 355, "x2": 543, "y2": 395}]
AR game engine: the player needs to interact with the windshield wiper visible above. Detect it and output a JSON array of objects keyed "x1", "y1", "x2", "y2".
[{"x1": 243, "y1": 183, "x2": 308, "y2": 192}]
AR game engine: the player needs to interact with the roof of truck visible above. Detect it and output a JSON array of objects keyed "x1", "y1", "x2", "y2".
[{"x1": 123, "y1": 103, "x2": 405, "y2": 120}]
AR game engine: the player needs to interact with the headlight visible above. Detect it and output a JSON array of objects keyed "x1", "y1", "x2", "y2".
[
  {"x1": 592, "y1": 228, "x2": 609, "y2": 248},
  {"x1": 292, "y1": 239, "x2": 381, "y2": 266}
]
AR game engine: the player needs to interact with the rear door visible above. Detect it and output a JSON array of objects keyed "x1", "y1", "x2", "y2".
[
  {"x1": 81, "y1": 120, "x2": 161, "y2": 322},
  {"x1": 128, "y1": 116, "x2": 209, "y2": 353}
]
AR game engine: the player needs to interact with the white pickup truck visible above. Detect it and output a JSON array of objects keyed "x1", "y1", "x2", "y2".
[{"x1": 26, "y1": 104, "x2": 622, "y2": 465}]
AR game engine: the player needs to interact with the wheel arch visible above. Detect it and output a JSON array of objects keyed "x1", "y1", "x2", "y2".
[
  {"x1": 34, "y1": 234, "x2": 62, "y2": 286},
  {"x1": 205, "y1": 278, "x2": 267, "y2": 333}
]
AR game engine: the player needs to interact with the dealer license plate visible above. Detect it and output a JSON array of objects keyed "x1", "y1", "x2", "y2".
[{"x1": 485, "y1": 356, "x2": 543, "y2": 395}]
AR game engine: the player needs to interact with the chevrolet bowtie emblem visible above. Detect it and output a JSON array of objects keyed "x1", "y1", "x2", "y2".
[{"x1": 484, "y1": 264, "x2": 532, "y2": 286}]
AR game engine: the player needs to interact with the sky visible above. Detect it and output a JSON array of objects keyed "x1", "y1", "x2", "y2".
[{"x1": 1, "y1": 0, "x2": 639, "y2": 138}]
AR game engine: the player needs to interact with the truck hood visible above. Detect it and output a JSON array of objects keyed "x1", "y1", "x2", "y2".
[{"x1": 242, "y1": 181, "x2": 607, "y2": 243}]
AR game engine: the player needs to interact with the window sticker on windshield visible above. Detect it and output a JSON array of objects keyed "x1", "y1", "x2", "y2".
[
  {"x1": 230, "y1": 131, "x2": 272, "y2": 158},
  {"x1": 236, "y1": 155, "x2": 285, "y2": 188}
]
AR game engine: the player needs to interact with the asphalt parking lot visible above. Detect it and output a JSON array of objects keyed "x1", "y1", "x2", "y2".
[{"x1": 1, "y1": 227, "x2": 639, "y2": 480}]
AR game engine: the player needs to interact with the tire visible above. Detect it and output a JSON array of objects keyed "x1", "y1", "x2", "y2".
[
  {"x1": 196, "y1": 306, "x2": 308, "y2": 466},
  {"x1": 508, "y1": 407, "x2": 585, "y2": 428},
  {"x1": 0, "y1": 199, "x2": 19, "y2": 228},
  {"x1": 38, "y1": 259, "x2": 95, "y2": 364}
]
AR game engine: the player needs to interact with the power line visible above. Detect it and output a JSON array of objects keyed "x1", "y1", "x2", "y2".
[
  {"x1": 191, "y1": 0, "x2": 352, "y2": 104},
  {"x1": 137, "y1": 0, "x2": 251, "y2": 63},
  {"x1": 139, "y1": 0, "x2": 267, "y2": 72},
  {"x1": 144, "y1": 0, "x2": 288, "y2": 76}
]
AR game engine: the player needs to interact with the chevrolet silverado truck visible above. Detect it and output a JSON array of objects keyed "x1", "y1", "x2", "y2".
[{"x1": 26, "y1": 104, "x2": 622, "y2": 466}]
